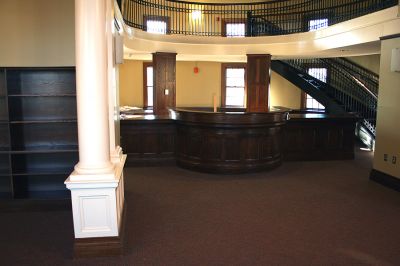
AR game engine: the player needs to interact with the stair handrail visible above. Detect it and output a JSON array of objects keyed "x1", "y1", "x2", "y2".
[
  {"x1": 322, "y1": 58, "x2": 379, "y2": 95},
  {"x1": 279, "y1": 58, "x2": 378, "y2": 136},
  {"x1": 320, "y1": 59, "x2": 378, "y2": 100}
]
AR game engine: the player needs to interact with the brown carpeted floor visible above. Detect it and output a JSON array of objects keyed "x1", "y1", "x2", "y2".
[{"x1": 1, "y1": 148, "x2": 400, "y2": 266}]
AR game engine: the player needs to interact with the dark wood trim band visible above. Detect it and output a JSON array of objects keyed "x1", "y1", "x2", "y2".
[
  {"x1": 221, "y1": 18, "x2": 247, "y2": 37},
  {"x1": 300, "y1": 91, "x2": 307, "y2": 109},
  {"x1": 143, "y1": 15, "x2": 171, "y2": 34},
  {"x1": 380, "y1": 33, "x2": 400, "y2": 41},
  {"x1": 220, "y1": 63, "x2": 247, "y2": 108},
  {"x1": 0, "y1": 199, "x2": 71, "y2": 213},
  {"x1": 73, "y1": 203, "x2": 127, "y2": 258},
  {"x1": 143, "y1": 62, "x2": 152, "y2": 108},
  {"x1": 370, "y1": 169, "x2": 400, "y2": 192}
]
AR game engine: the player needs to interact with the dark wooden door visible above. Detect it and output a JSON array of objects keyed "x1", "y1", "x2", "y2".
[
  {"x1": 246, "y1": 54, "x2": 271, "y2": 112},
  {"x1": 153, "y1": 52, "x2": 176, "y2": 115}
]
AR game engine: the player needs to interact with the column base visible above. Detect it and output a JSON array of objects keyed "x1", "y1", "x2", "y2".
[
  {"x1": 65, "y1": 155, "x2": 126, "y2": 239},
  {"x1": 73, "y1": 202, "x2": 127, "y2": 258},
  {"x1": 111, "y1": 146, "x2": 124, "y2": 163}
]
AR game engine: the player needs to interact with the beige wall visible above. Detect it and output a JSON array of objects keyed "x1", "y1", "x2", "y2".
[
  {"x1": 119, "y1": 60, "x2": 302, "y2": 109},
  {"x1": 176, "y1": 61, "x2": 221, "y2": 107},
  {"x1": 0, "y1": 0, "x2": 75, "y2": 66},
  {"x1": 347, "y1": 54, "x2": 381, "y2": 74},
  {"x1": 119, "y1": 60, "x2": 144, "y2": 107},
  {"x1": 373, "y1": 37, "x2": 400, "y2": 179},
  {"x1": 270, "y1": 71, "x2": 302, "y2": 109}
]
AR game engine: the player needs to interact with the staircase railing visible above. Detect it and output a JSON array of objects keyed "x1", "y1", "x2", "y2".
[
  {"x1": 326, "y1": 57, "x2": 379, "y2": 96},
  {"x1": 121, "y1": 0, "x2": 398, "y2": 37},
  {"x1": 280, "y1": 58, "x2": 378, "y2": 137}
]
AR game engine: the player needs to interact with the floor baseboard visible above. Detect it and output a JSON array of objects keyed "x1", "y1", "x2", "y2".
[
  {"x1": 73, "y1": 203, "x2": 127, "y2": 258},
  {"x1": 370, "y1": 169, "x2": 400, "y2": 192}
]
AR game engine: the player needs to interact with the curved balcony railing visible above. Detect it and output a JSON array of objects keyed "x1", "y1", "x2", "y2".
[{"x1": 121, "y1": 0, "x2": 398, "y2": 37}]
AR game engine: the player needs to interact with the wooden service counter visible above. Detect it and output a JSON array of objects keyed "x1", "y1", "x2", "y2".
[
  {"x1": 120, "y1": 114, "x2": 176, "y2": 166},
  {"x1": 284, "y1": 113, "x2": 358, "y2": 161},
  {"x1": 173, "y1": 107, "x2": 289, "y2": 173},
  {"x1": 120, "y1": 108, "x2": 358, "y2": 174}
]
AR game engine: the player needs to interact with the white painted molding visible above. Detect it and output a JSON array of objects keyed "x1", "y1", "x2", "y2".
[
  {"x1": 111, "y1": 146, "x2": 124, "y2": 163},
  {"x1": 65, "y1": 155, "x2": 126, "y2": 238}
]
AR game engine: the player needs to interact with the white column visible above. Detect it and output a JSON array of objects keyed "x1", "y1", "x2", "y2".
[
  {"x1": 65, "y1": 0, "x2": 126, "y2": 239},
  {"x1": 72, "y1": 0, "x2": 114, "y2": 178},
  {"x1": 107, "y1": 0, "x2": 123, "y2": 164}
]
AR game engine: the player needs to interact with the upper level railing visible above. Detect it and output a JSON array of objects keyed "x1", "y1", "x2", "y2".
[{"x1": 121, "y1": 0, "x2": 398, "y2": 36}]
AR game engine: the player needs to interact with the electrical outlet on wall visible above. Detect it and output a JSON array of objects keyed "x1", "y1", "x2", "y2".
[
  {"x1": 392, "y1": 156, "x2": 397, "y2": 164},
  {"x1": 384, "y1": 154, "x2": 388, "y2": 161}
]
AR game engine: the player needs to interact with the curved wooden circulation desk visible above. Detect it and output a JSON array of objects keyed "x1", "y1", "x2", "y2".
[
  {"x1": 120, "y1": 108, "x2": 358, "y2": 174},
  {"x1": 171, "y1": 107, "x2": 289, "y2": 173}
]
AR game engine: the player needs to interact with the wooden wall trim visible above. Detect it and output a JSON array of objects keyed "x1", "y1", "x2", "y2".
[
  {"x1": 143, "y1": 15, "x2": 171, "y2": 34},
  {"x1": 143, "y1": 62, "x2": 152, "y2": 108},
  {"x1": 246, "y1": 54, "x2": 271, "y2": 112},
  {"x1": 73, "y1": 203, "x2": 127, "y2": 258},
  {"x1": 221, "y1": 18, "x2": 247, "y2": 37},
  {"x1": 380, "y1": 33, "x2": 400, "y2": 41},
  {"x1": 220, "y1": 63, "x2": 246, "y2": 107},
  {"x1": 152, "y1": 52, "x2": 177, "y2": 115},
  {"x1": 300, "y1": 91, "x2": 307, "y2": 109}
]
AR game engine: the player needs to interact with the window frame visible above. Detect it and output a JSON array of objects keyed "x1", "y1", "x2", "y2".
[
  {"x1": 221, "y1": 19, "x2": 247, "y2": 37},
  {"x1": 221, "y1": 63, "x2": 247, "y2": 107},
  {"x1": 304, "y1": 12, "x2": 331, "y2": 32},
  {"x1": 143, "y1": 15, "x2": 171, "y2": 34},
  {"x1": 300, "y1": 64, "x2": 330, "y2": 110},
  {"x1": 301, "y1": 92, "x2": 326, "y2": 110},
  {"x1": 143, "y1": 62, "x2": 153, "y2": 109},
  {"x1": 308, "y1": 18, "x2": 329, "y2": 32}
]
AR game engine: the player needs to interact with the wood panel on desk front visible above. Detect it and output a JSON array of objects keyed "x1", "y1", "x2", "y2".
[
  {"x1": 284, "y1": 116, "x2": 357, "y2": 161},
  {"x1": 176, "y1": 124, "x2": 283, "y2": 173},
  {"x1": 120, "y1": 119, "x2": 175, "y2": 166},
  {"x1": 173, "y1": 108, "x2": 288, "y2": 173}
]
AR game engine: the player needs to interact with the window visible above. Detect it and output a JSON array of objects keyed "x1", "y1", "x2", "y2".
[
  {"x1": 144, "y1": 16, "x2": 169, "y2": 34},
  {"x1": 222, "y1": 19, "x2": 246, "y2": 37},
  {"x1": 226, "y1": 23, "x2": 245, "y2": 37},
  {"x1": 304, "y1": 94, "x2": 324, "y2": 110},
  {"x1": 308, "y1": 68, "x2": 327, "y2": 83},
  {"x1": 303, "y1": 67, "x2": 327, "y2": 110},
  {"x1": 143, "y1": 62, "x2": 153, "y2": 108},
  {"x1": 221, "y1": 63, "x2": 246, "y2": 107},
  {"x1": 308, "y1": 18, "x2": 328, "y2": 31}
]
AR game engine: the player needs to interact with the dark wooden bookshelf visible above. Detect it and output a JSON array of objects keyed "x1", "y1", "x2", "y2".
[{"x1": 0, "y1": 67, "x2": 78, "y2": 199}]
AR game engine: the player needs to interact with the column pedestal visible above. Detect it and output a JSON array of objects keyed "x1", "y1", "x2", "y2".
[{"x1": 65, "y1": 155, "x2": 126, "y2": 257}]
